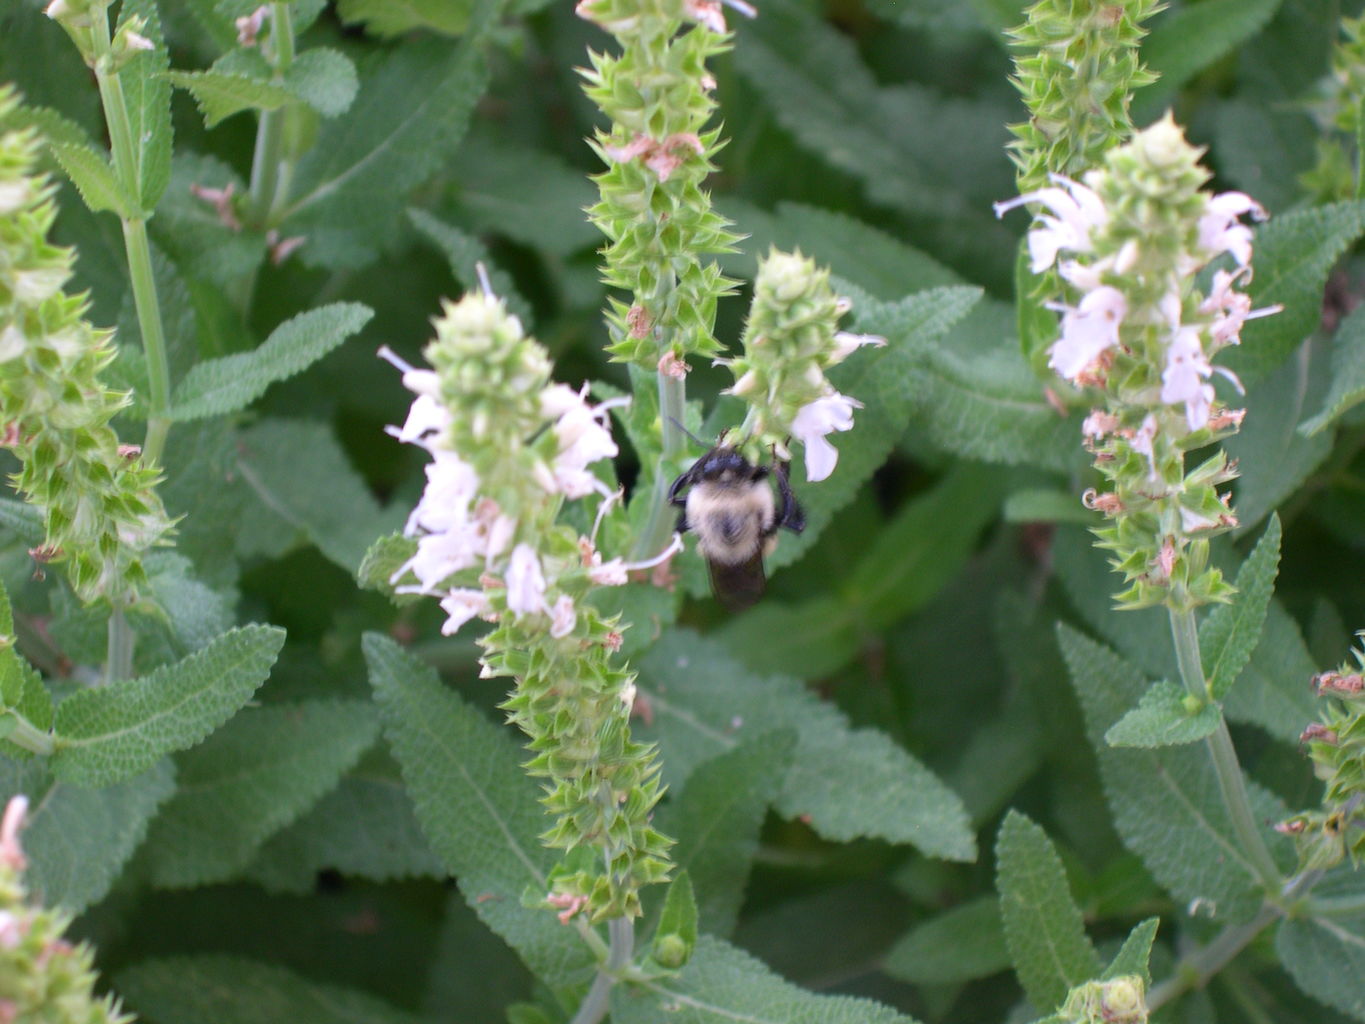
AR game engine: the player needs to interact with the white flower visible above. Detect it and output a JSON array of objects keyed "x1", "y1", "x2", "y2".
[
  {"x1": 1047, "y1": 286, "x2": 1127, "y2": 381},
  {"x1": 549, "y1": 595, "x2": 577, "y2": 638},
  {"x1": 1161, "y1": 326, "x2": 1214, "y2": 430},
  {"x1": 1197, "y1": 191, "x2": 1266, "y2": 267},
  {"x1": 439, "y1": 589, "x2": 491, "y2": 635},
  {"x1": 792, "y1": 391, "x2": 862, "y2": 482},
  {"x1": 1129, "y1": 413, "x2": 1160, "y2": 482},
  {"x1": 393, "y1": 530, "x2": 478, "y2": 592},
  {"x1": 506, "y1": 544, "x2": 547, "y2": 617},
  {"x1": 404, "y1": 449, "x2": 479, "y2": 536},
  {"x1": 828, "y1": 331, "x2": 886, "y2": 365},
  {"x1": 994, "y1": 174, "x2": 1108, "y2": 273},
  {"x1": 539, "y1": 384, "x2": 621, "y2": 498},
  {"x1": 391, "y1": 394, "x2": 449, "y2": 445},
  {"x1": 589, "y1": 557, "x2": 629, "y2": 586}
]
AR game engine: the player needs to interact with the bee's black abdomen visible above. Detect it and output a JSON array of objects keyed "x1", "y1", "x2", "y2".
[{"x1": 707, "y1": 551, "x2": 766, "y2": 610}]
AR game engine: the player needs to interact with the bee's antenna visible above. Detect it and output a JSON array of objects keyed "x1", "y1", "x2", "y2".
[{"x1": 666, "y1": 416, "x2": 712, "y2": 449}]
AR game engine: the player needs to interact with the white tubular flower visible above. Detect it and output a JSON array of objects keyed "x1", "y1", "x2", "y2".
[
  {"x1": 394, "y1": 530, "x2": 478, "y2": 592},
  {"x1": 1047, "y1": 285, "x2": 1127, "y2": 380},
  {"x1": 1161, "y1": 326, "x2": 1215, "y2": 430},
  {"x1": 1197, "y1": 191, "x2": 1266, "y2": 267},
  {"x1": 539, "y1": 384, "x2": 622, "y2": 498},
  {"x1": 828, "y1": 331, "x2": 887, "y2": 365},
  {"x1": 440, "y1": 589, "x2": 491, "y2": 635},
  {"x1": 392, "y1": 394, "x2": 450, "y2": 445},
  {"x1": 549, "y1": 595, "x2": 577, "y2": 638},
  {"x1": 994, "y1": 174, "x2": 1108, "y2": 272},
  {"x1": 792, "y1": 392, "x2": 862, "y2": 482},
  {"x1": 404, "y1": 449, "x2": 480, "y2": 535},
  {"x1": 506, "y1": 543, "x2": 547, "y2": 617}
]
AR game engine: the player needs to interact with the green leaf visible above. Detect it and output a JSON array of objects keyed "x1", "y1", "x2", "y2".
[
  {"x1": 661, "y1": 732, "x2": 793, "y2": 938},
  {"x1": 337, "y1": 0, "x2": 476, "y2": 36},
  {"x1": 883, "y1": 897, "x2": 1009, "y2": 986},
  {"x1": 1200, "y1": 514, "x2": 1282, "y2": 701},
  {"x1": 995, "y1": 810, "x2": 1101, "y2": 1014},
  {"x1": 717, "y1": 463, "x2": 1001, "y2": 677},
  {"x1": 284, "y1": 48, "x2": 359, "y2": 118},
  {"x1": 363, "y1": 633, "x2": 590, "y2": 987},
  {"x1": 1104, "y1": 680, "x2": 1222, "y2": 748},
  {"x1": 164, "y1": 69, "x2": 293, "y2": 128},
  {"x1": 0, "y1": 497, "x2": 45, "y2": 545},
  {"x1": 117, "y1": 955, "x2": 426, "y2": 1024},
  {"x1": 358, "y1": 532, "x2": 421, "y2": 603},
  {"x1": 50, "y1": 624, "x2": 285, "y2": 787},
  {"x1": 0, "y1": 758, "x2": 175, "y2": 912},
  {"x1": 652, "y1": 871, "x2": 699, "y2": 967},
  {"x1": 1058, "y1": 625, "x2": 1283, "y2": 924},
  {"x1": 1003, "y1": 489, "x2": 1094, "y2": 525},
  {"x1": 49, "y1": 141, "x2": 133, "y2": 216},
  {"x1": 1224, "y1": 200, "x2": 1365, "y2": 384},
  {"x1": 236, "y1": 418, "x2": 406, "y2": 575},
  {"x1": 1277, "y1": 913, "x2": 1365, "y2": 1022},
  {"x1": 285, "y1": 39, "x2": 489, "y2": 267},
  {"x1": 1103, "y1": 917, "x2": 1159, "y2": 986},
  {"x1": 637, "y1": 630, "x2": 975, "y2": 861},
  {"x1": 116, "y1": 0, "x2": 173, "y2": 211},
  {"x1": 610, "y1": 935, "x2": 918, "y2": 1024},
  {"x1": 1133, "y1": 0, "x2": 1283, "y2": 123},
  {"x1": 1301, "y1": 302, "x2": 1365, "y2": 435},
  {"x1": 1223, "y1": 601, "x2": 1321, "y2": 743},
  {"x1": 139, "y1": 701, "x2": 379, "y2": 887},
  {"x1": 0, "y1": 578, "x2": 52, "y2": 760},
  {"x1": 245, "y1": 746, "x2": 445, "y2": 892},
  {"x1": 170, "y1": 303, "x2": 374, "y2": 421},
  {"x1": 407, "y1": 208, "x2": 533, "y2": 326}
]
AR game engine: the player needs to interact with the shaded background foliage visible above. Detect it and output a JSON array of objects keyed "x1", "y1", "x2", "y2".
[{"x1": 2, "y1": 0, "x2": 1365, "y2": 1021}]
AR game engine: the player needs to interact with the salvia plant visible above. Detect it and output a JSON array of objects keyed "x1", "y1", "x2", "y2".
[{"x1": 2, "y1": 0, "x2": 1365, "y2": 1022}]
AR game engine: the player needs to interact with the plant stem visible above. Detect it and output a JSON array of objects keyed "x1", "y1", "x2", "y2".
[
  {"x1": 1167, "y1": 606, "x2": 1282, "y2": 890},
  {"x1": 630, "y1": 372, "x2": 687, "y2": 560},
  {"x1": 105, "y1": 605, "x2": 134, "y2": 684},
  {"x1": 4, "y1": 714, "x2": 54, "y2": 757},
  {"x1": 248, "y1": 3, "x2": 296, "y2": 226},
  {"x1": 570, "y1": 917, "x2": 634, "y2": 1024}
]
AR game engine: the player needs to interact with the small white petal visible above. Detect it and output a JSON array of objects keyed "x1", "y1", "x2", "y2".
[
  {"x1": 506, "y1": 544, "x2": 547, "y2": 617},
  {"x1": 440, "y1": 589, "x2": 490, "y2": 635}
]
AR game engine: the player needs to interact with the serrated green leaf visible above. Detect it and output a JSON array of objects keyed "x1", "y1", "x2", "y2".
[
  {"x1": 407, "y1": 208, "x2": 533, "y2": 325},
  {"x1": 1058, "y1": 625, "x2": 1284, "y2": 924},
  {"x1": 337, "y1": 0, "x2": 476, "y2": 36},
  {"x1": 0, "y1": 757, "x2": 175, "y2": 912},
  {"x1": 1103, "y1": 917, "x2": 1159, "y2": 986},
  {"x1": 1301, "y1": 302, "x2": 1365, "y2": 435},
  {"x1": 164, "y1": 69, "x2": 293, "y2": 128},
  {"x1": 285, "y1": 39, "x2": 489, "y2": 267},
  {"x1": 50, "y1": 624, "x2": 285, "y2": 787},
  {"x1": 1224, "y1": 200, "x2": 1365, "y2": 384},
  {"x1": 170, "y1": 303, "x2": 373, "y2": 421},
  {"x1": 245, "y1": 746, "x2": 445, "y2": 893},
  {"x1": 661, "y1": 732, "x2": 793, "y2": 938},
  {"x1": 996, "y1": 810, "x2": 1101, "y2": 1014},
  {"x1": 140, "y1": 701, "x2": 379, "y2": 887},
  {"x1": 1133, "y1": 0, "x2": 1283, "y2": 123},
  {"x1": 117, "y1": 955, "x2": 426, "y2": 1024},
  {"x1": 716, "y1": 463, "x2": 1000, "y2": 677},
  {"x1": 653, "y1": 871, "x2": 699, "y2": 965},
  {"x1": 637, "y1": 630, "x2": 975, "y2": 861},
  {"x1": 49, "y1": 141, "x2": 133, "y2": 216},
  {"x1": 1104, "y1": 679, "x2": 1222, "y2": 748},
  {"x1": 0, "y1": 497, "x2": 45, "y2": 545},
  {"x1": 283, "y1": 48, "x2": 358, "y2": 118},
  {"x1": 116, "y1": 0, "x2": 173, "y2": 211},
  {"x1": 1223, "y1": 600, "x2": 1321, "y2": 743},
  {"x1": 140, "y1": 552, "x2": 236, "y2": 657},
  {"x1": 363, "y1": 633, "x2": 590, "y2": 987},
  {"x1": 611, "y1": 935, "x2": 918, "y2": 1024},
  {"x1": 1200, "y1": 515, "x2": 1281, "y2": 701},
  {"x1": 0, "y1": 578, "x2": 51, "y2": 755},
  {"x1": 1276, "y1": 913, "x2": 1365, "y2": 1022},
  {"x1": 236, "y1": 418, "x2": 405, "y2": 575},
  {"x1": 883, "y1": 896, "x2": 1009, "y2": 985}
]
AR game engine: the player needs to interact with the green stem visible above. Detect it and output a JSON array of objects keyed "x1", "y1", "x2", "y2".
[
  {"x1": 570, "y1": 917, "x2": 634, "y2": 1024},
  {"x1": 1167, "y1": 606, "x2": 1282, "y2": 890},
  {"x1": 248, "y1": 3, "x2": 296, "y2": 226},
  {"x1": 105, "y1": 605, "x2": 134, "y2": 684},
  {"x1": 630, "y1": 372, "x2": 687, "y2": 560},
  {"x1": 4, "y1": 714, "x2": 54, "y2": 757},
  {"x1": 1355, "y1": 96, "x2": 1365, "y2": 200}
]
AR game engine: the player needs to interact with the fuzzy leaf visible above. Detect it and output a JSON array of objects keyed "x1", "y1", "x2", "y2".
[
  {"x1": 363, "y1": 633, "x2": 590, "y2": 987},
  {"x1": 0, "y1": 758, "x2": 175, "y2": 912},
  {"x1": 717, "y1": 463, "x2": 1000, "y2": 677},
  {"x1": 1133, "y1": 0, "x2": 1283, "y2": 122},
  {"x1": 0, "y1": 497, "x2": 44, "y2": 545},
  {"x1": 1301, "y1": 302, "x2": 1365, "y2": 435},
  {"x1": 49, "y1": 141, "x2": 133, "y2": 216},
  {"x1": 1277, "y1": 913, "x2": 1365, "y2": 1022},
  {"x1": 637, "y1": 630, "x2": 975, "y2": 861},
  {"x1": 610, "y1": 935, "x2": 917, "y2": 1024},
  {"x1": 50, "y1": 624, "x2": 285, "y2": 787},
  {"x1": 996, "y1": 810, "x2": 1101, "y2": 1014},
  {"x1": 139, "y1": 701, "x2": 379, "y2": 887},
  {"x1": 116, "y1": 0, "x2": 173, "y2": 211},
  {"x1": 661, "y1": 732, "x2": 793, "y2": 938},
  {"x1": 170, "y1": 303, "x2": 373, "y2": 421},
  {"x1": 407, "y1": 208, "x2": 532, "y2": 325},
  {"x1": 164, "y1": 69, "x2": 293, "y2": 127},
  {"x1": 883, "y1": 897, "x2": 1009, "y2": 986},
  {"x1": 1104, "y1": 680, "x2": 1222, "y2": 748},
  {"x1": 1059, "y1": 625, "x2": 1286, "y2": 924},
  {"x1": 1224, "y1": 200, "x2": 1365, "y2": 384},
  {"x1": 1103, "y1": 918, "x2": 1159, "y2": 986},
  {"x1": 1200, "y1": 514, "x2": 1282, "y2": 701},
  {"x1": 117, "y1": 955, "x2": 426, "y2": 1024},
  {"x1": 337, "y1": 0, "x2": 476, "y2": 36},
  {"x1": 284, "y1": 48, "x2": 359, "y2": 118},
  {"x1": 1223, "y1": 601, "x2": 1321, "y2": 743},
  {"x1": 236, "y1": 418, "x2": 405, "y2": 575}
]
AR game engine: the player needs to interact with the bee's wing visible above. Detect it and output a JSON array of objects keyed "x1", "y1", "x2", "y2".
[{"x1": 708, "y1": 552, "x2": 767, "y2": 611}]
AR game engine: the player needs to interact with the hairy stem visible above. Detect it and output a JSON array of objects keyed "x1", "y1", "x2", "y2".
[
  {"x1": 1168, "y1": 605, "x2": 1283, "y2": 890},
  {"x1": 248, "y1": 3, "x2": 297, "y2": 225},
  {"x1": 4, "y1": 714, "x2": 54, "y2": 757},
  {"x1": 630, "y1": 372, "x2": 687, "y2": 560},
  {"x1": 105, "y1": 606, "x2": 134, "y2": 684},
  {"x1": 570, "y1": 917, "x2": 634, "y2": 1024}
]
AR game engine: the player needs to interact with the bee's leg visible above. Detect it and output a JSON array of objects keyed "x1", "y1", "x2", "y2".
[
  {"x1": 773, "y1": 459, "x2": 806, "y2": 534},
  {"x1": 675, "y1": 506, "x2": 690, "y2": 533}
]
